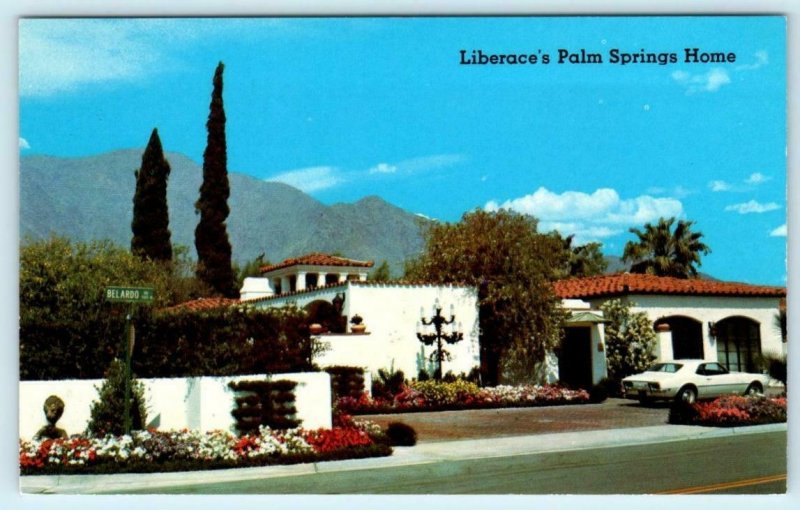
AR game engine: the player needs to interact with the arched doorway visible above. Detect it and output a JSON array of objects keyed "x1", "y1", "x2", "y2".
[
  {"x1": 715, "y1": 316, "x2": 761, "y2": 373},
  {"x1": 304, "y1": 299, "x2": 346, "y2": 333},
  {"x1": 655, "y1": 316, "x2": 704, "y2": 359}
]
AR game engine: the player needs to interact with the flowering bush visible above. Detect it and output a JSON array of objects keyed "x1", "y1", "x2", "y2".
[
  {"x1": 410, "y1": 379, "x2": 481, "y2": 406},
  {"x1": 335, "y1": 381, "x2": 590, "y2": 415},
  {"x1": 669, "y1": 395, "x2": 787, "y2": 427},
  {"x1": 20, "y1": 423, "x2": 391, "y2": 475}
]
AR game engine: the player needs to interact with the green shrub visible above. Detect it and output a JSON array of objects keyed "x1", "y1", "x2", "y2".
[
  {"x1": 409, "y1": 379, "x2": 481, "y2": 406},
  {"x1": 86, "y1": 359, "x2": 148, "y2": 437},
  {"x1": 385, "y1": 422, "x2": 417, "y2": 446},
  {"x1": 20, "y1": 237, "x2": 314, "y2": 381},
  {"x1": 19, "y1": 237, "x2": 183, "y2": 380},
  {"x1": 757, "y1": 353, "x2": 787, "y2": 387},
  {"x1": 229, "y1": 380, "x2": 300, "y2": 433},
  {"x1": 325, "y1": 366, "x2": 365, "y2": 400},
  {"x1": 597, "y1": 377, "x2": 623, "y2": 398},
  {"x1": 668, "y1": 399, "x2": 699, "y2": 425},
  {"x1": 588, "y1": 382, "x2": 608, "y2": 403},
  {"x1": 134, "y1": 305, "x2": 313, "y2": 378},
  {"x1": 372, "y1": 366, "x2": 406, "y2": 399},
  {"x1": 601, "y1": 299, "x2": 657, "y2": 381}
]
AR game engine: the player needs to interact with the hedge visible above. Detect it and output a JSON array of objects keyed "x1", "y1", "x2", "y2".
[{"x1": 22, "y1": 304, "x2": 315, "y2": 380}]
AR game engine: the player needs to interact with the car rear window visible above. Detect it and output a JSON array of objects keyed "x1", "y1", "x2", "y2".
[{"x1": 646, "y1": 363, "x2": 683, "y2": 373}]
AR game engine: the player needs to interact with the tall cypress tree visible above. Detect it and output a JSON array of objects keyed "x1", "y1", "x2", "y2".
[
  {"x1": 131, "y1": 128, "x2": 173, "y2": 262},
  {"x1": 195, "y1": 61, "x2": 236, "y2": 297}
]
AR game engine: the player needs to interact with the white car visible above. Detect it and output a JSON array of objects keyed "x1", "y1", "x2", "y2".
[{"x1": 622, "y1": 360, "x2": 769, "y2": 404}]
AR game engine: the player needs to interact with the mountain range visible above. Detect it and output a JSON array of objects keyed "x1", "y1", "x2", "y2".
[
  {"x1": 20, "y1": 149, "x2": 676, "y2": 280},
  {"x1": 20, "y1": 149, "x2": 429, "y2": 276}
]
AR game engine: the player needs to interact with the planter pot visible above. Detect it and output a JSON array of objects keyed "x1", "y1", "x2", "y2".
[
  {"x1": 309, "y1": 323, "x2": 325, "y2": 334},
  {"x1": 351, "y1": 324, "x2": 367, "y2": 334}
]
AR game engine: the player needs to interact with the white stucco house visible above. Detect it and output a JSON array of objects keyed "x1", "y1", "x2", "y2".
[
  {"x1": 178, "y1": 254, "x2": 785, "y2": 388},
  {"x1": 240, "y1": 253, "x2": 481, "y2": 379},
  {"x1": 553, "y1": 273, "x2": 786, "y2": 377}
]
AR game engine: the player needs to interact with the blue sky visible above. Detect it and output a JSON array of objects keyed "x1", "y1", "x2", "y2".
[{"x1": 18, "y1": 16, "x2": 787, "y2": 285}]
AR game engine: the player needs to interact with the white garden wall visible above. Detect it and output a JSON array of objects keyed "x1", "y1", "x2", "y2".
[
  {"x1": 19, "y1": 372, "x2": 331, "y2": 440},
  {"x1": 319, "y1": 283, "x2": 481, "y2": 378},
  {"x1": 250, "y1": 281, "x2": 481, "y2": 379}
]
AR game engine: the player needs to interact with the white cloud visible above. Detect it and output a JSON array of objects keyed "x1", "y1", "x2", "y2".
[
  {"x1": 365, "y1": 154, "x2": 466, "y2": 178},
  {"x1": 368, "y1": 163, "x2": 397, "y2": 174},
  {"x1": 671, "y1": 68, "x2": 731, "y2": 94},
  {"x1": 20, "y1": 19, "x2": 160, "y2": 96},
  {"x1": 19, "y1": 18, "x2": 293, "y2": 97},
  {"x1": 647, "y1": 185, "x2": 694, "y2": 199},
  {"x1": 709, "y1": 180, "x2": 731, "y2": 192},
  {"x1": 736, "y1": 50, "x2": 769, "y2": 71},
  {"x1": 673, "y1": 50, "x2": 767, "y2": 95},
  {"x1": 267, "y1": 166, "x2": 342, "y2": 193},
  {"x1": 395, "y1": 154, "x2": 466, "y2": 173},
  {"x1": 770, "y1": 224, "x2": 787, "y2": 237},
  {"x1": 19, "y1": 137, "x2": 30, "y2": 150},
  {"x1": 745, "y1": 172, "x2": 771, "y2": 185},
  {"x1": 485, "y1": 187, "x2": 683, "y2": 244},
  {"x1": 724, "y1": 200, "x2": 781, "y2": 214}
]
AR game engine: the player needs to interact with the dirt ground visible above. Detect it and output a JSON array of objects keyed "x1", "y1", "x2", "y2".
[{"x1": 365, "y1": 398, "x2": 671, "y2": 443}]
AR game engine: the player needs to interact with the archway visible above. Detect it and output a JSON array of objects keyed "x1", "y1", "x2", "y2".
[
  {"x1": 655, "y1": 316, "x2": 704, "y2": 359},
  {"x1": 715, "y1": 316, "x2": 761, "y2": 373},
  {"x1": 304, "y1": 299, "x2": 346, "y2": 333}
]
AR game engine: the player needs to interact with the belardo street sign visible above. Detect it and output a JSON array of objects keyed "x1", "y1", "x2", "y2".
[{"x1": 105, "y1": 286, "x2": 155, "y2": 304}]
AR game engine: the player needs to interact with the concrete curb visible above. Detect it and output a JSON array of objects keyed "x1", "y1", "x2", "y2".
[{"x1": 20, "y1": 422, "x2": 786, "y2": 494}]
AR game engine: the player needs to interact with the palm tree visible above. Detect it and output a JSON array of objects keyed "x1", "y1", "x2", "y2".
[
  {"x1": 622, "y1": 217, "x2": 710, "y2": 278},
  {"x1": 556, "y1": 234, "x2": 608, "y2": 278}
]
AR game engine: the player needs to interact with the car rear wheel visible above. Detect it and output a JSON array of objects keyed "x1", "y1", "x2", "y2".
[
  {"x1": 745, "y1": 382, "x2": 763, "y2": 396},
  {"x1": 677, "y1": 386, "x2": 697, "y2": 404}
]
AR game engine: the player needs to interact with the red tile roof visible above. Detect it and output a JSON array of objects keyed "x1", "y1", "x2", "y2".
[
  {"x1": 161, "y1": 297, "x2": 240, "y2": 313},
  {"x1": 259, "y1": 253, "x2": 374, "y2": 274},
  {"x1": 553, "y1": 273, "x2": 786, "y2": 299}
]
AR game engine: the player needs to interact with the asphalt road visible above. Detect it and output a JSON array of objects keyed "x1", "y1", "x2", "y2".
[{"x1": 130, "y1": 430, "x2": 786, "y2": 495}]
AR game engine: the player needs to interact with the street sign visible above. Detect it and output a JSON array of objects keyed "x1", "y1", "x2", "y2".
[{"x1": 105, "y1": 286, "x2": 155, "y2": 304}]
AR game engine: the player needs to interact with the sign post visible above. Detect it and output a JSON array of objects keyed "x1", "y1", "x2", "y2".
[{"x1": 106, "y1": 286, "x2": 154, "y2": 435}]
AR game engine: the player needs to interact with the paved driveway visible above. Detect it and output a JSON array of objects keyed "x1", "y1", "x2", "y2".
[{"x1": 365, "y1": 398, "x2": 669, "y2": 442}]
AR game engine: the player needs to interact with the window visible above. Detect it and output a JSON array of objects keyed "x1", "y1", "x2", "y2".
[
  {"x1": 701, "y1": 362, "x2": 728, "y2": 376},
  {"x1": 715, "y1": 317, "x2": 761, "y2": 373}
]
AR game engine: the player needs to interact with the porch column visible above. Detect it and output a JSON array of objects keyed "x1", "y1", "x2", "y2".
[
  {"x1": 296, "y1": 272, "x2": 307, "y2": 291},
  {"x1": 338, "y1": 273, "x2": 348, "y2": 283},
  {"x1": 358, "y1": 273, "x2": 367, "y2": 282},
  {"x1": 318, "y1": 272, "x2": 327, "y2": 287}
]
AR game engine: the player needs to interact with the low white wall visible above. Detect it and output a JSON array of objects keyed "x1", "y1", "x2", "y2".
[{"x1": 19, "y1": 372, "x2": 331, "y2": 440}]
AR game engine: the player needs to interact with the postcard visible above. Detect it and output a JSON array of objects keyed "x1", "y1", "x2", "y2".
[{"x1": 18, "y1": 16, "x2": 787, "y2": 497}]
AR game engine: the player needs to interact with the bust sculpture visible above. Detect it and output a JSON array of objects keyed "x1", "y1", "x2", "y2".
[{"x1": 34, "y1": 395, "x2": 68, "y2": 440}]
